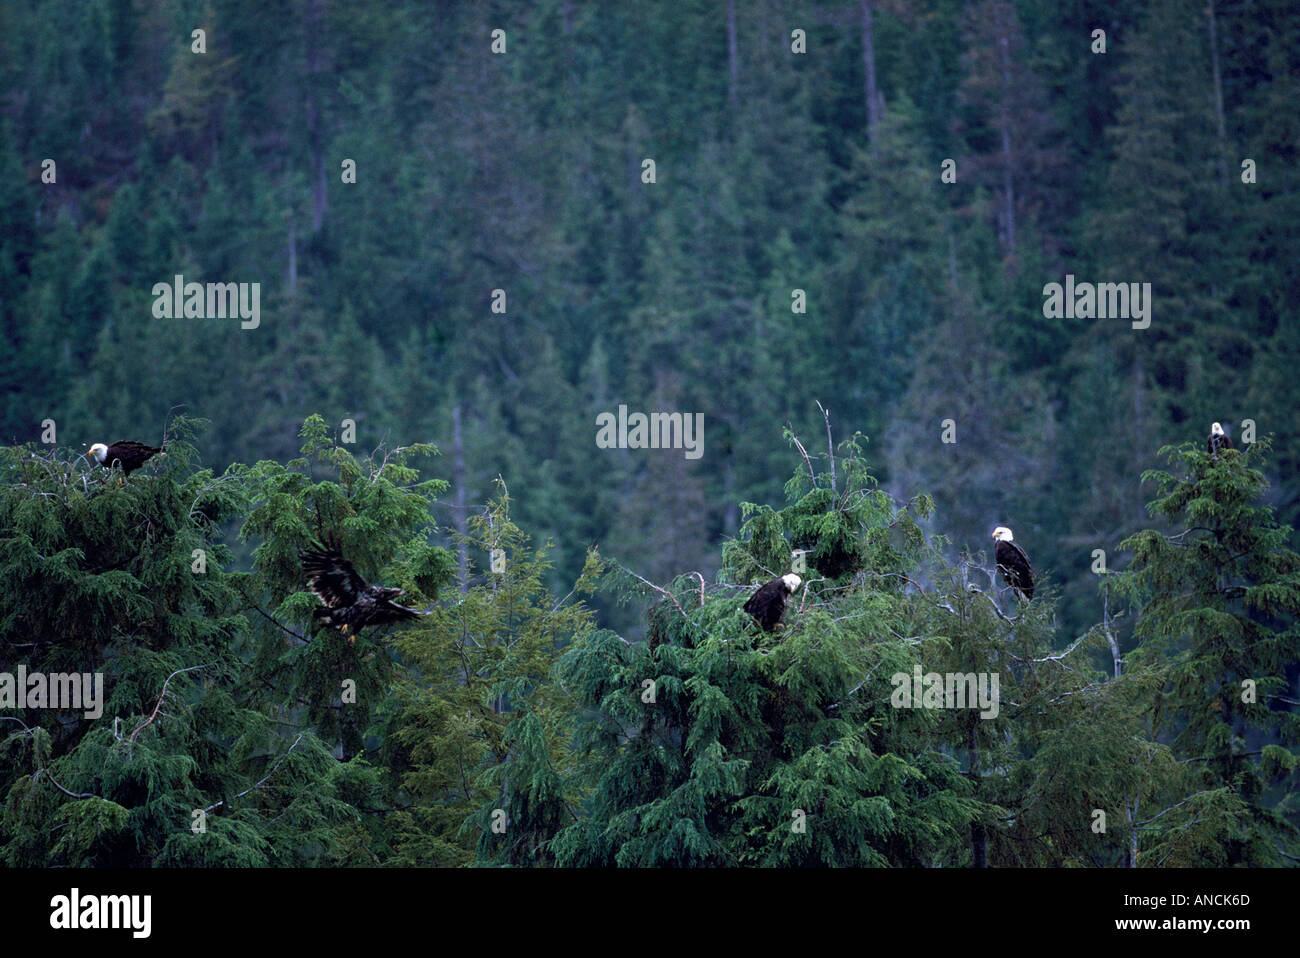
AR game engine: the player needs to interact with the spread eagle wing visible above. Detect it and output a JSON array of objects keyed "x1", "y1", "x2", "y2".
[
  {"x1": 299, "y1": 544, "x2": 370, "y2": 610},
  {"x1": 372, "y1": 594, "x2": 423, "y2": 624}
]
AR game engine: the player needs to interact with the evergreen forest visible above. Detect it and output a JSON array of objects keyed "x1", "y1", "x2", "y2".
[{"x1": 1, "y1": 0, "x2": 1297, "y2": 868}]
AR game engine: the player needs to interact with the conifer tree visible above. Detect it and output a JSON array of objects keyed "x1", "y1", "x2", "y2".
[
  {"x1": 385, "y1": 483, "x2": 599, "y2": 866},
  {"x1": 0, "y1": 420, "x2": 372, "y2": 865},
  {"x1": 1113, "y1": 439, "x2": 1300, "y2": 864},
  {"x1": 553, "y1": 436, "x2": 981, "y2": 866},
  {"x1": 235, "y1": 414, "x2": 455, "y2": 765}
]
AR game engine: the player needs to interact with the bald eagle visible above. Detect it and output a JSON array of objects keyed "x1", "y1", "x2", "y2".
[
  {"x1": 992, "y1": 527, "x2": 1034, "y2": 601},
  {"x1": 88, "y1": 440, "x2": 164, "y2": 476},
  {"x1": 743, "y1": 574, "x2": 801, "y2": 632},
  {"x1": 1208, "y1": 422, "x2": 1234, "y2": 458},
  {"x1": 300, "y1": 544, "x2": 425, "y2": 643}
]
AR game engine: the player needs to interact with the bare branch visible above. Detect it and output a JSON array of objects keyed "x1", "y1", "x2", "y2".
[
  {"x1": 690, "y1": 571, "x2": 706, "y2": 607},
  {"x1": 129, "y1": 665, "x2": 209, "y2": 754},
  {"x1": 966, "y1": 585, "x2": 1016, "y2": 626},
  {"x1": 1, "y1": 717, "x2": 98, "y2": 799},
  {"x1": 622, "y1": 567, "x2": 687, "y2": 619},
  {"x1": 816, "y1": 401, "x2": 835, "y2": 492},
  {"x1": 202, "y1": 734, "x2": 305, "y2": 814},
  {"x1": 611, "y1": 561, "x2": 691, "y2": 621},
  {"x1": 234, "y1": 583, "x2": 308, "y2": 643},
  {"x1": 1013, "y1": 633, "x2": 1088, "y2": 665},
  {"x1": 796, "y1": 577, "x2": 825, "y2": 614},
  {"x1": 787, "y1": 427, "x2": 816, "y2": 483},
  {"x1": 1133, "y1": 790, "x2": 1218, "y2": 827}
]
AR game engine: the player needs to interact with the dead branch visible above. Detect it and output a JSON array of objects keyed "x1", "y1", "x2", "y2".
[
  {"x1": 796, "y1": 577, "x2": 825, "y2": 614},
  {"x1": 128, "y1": 664, "x2": 210, "y2": 755},
  {"x1": 202, "y1": 733, "x2": 305, "y2": 814},
  {"x1": 966, "y1": 585, "x2": 1016, "y2": 626},
  {"x1": 787, "y1": 427, "x2": 816, "y2": 483},
  {"x1": 691, "y1": 571, "x2": 706, "y2": 607},
  {"x1": 0, "y1": 716, "x2": 97, "y2": 799},
  {"x1": 622, "y1": 567, "x2": 687, "y2": 619},
  {"x1": 816, "y1": 401, "x2": 835, "y2": 492}
]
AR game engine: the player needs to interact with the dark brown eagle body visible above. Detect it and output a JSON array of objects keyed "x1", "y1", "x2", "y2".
[
  {"x1": 743, "y1": 574, "x2": 802, "y2": 632},
  {"x1": 91, "y1": 440, "x2": 163, "y2": 475},
  {"x1": 299, "y1": 545, "x2": 424, "y2": 641},
  {"x1": 992, "y1": 527, "x2": 1035, "y2": 601},
  {"x1": 1208, "y1": 422, "x2": 1233, "y2": 458}
]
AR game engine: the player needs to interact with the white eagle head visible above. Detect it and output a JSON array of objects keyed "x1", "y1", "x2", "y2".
[
  {"x1": 781, "y1": 573, "x2": 802, "y2": 593},
  {"x1": 88, "y1": 443, "x2": 109, "y2": 464},
  {"x1": 991, "y1": 526, "x2": 1014, "y2": 542},
  {"x1": 1210, "y1": 422, "x2": 1225, "y2": 436}
]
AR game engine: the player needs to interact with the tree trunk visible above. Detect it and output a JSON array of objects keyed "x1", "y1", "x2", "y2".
[
  {"x1": 1124, "y1": 796, "x2": 1138, "y2": 867},
  {"x1": 286, "y1": 217, "x2": 297, "y2": 295},
  {"x1": 726, "y1": 0, "x2": 739, "y2": 108},
  {"x1": 1206, "y1": 0, "x2": 1229, "y2": 188},
  {"x1": 1104, "y1": 584, "x2": 1121, "y2": 678},
  {"x1": 996, "y1": 30, "x2": 1017, "y2": 262},
  {"x1": 452, "y1": 403, "x2": 469, "y2": 591},
  {"x1": 306, "y1": 0, "x2": 327, "y2": 232},
  {"x1": 968, "y1": 722, "x2": 987, "y2": 867},
  {"x1": 340, "y1": 695, "x2": 357, "y2": 762},
  {"x1": 860, "y1": 1, "x2": 881, "y2": 147}
]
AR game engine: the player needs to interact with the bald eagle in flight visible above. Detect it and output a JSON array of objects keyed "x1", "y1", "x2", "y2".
[
  {"x1": 743, "y1": 574, "x2": 801, "y2": 632},
  {"x1": 300, "y1": 544, "x2": 425, "y2": 643},
  {"x1": 992, "y1": 527, "x2": 1034, "y2": 601},
  {"x1": 88, "y1": 440, "x2": 164, "y2": 477},
  {"x1": 1208, "y1": 422, "x2": 1234, "y2": 458}
]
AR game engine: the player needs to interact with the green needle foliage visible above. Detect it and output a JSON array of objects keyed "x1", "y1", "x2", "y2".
[
  {"x1": 0, "y1": 421, "x2": 1295, "y2": 867},
  {"x1": 235, "y1": 413, "x2": 454, "y2": 764},
  {"x1": 1115, "y1": 439, "x2": 1300, "y2": 865},
  {"x1": 388, "y1": 483, "x2": 602, "y2": 867},
  {"x1": 0, "y1": 418, "x2": 368, "y2": 865},
  {"x1": 554, "y1": 443, "x2": 977, "y2": 866}
]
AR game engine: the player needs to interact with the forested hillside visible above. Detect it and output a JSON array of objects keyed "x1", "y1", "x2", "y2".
[{"x1": 1, "y1": 0, "x2": 1297, "y2": 868}]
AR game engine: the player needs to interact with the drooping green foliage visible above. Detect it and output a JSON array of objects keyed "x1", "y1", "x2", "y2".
[
  {"x1": 2, "y1": 0, "x2": 1296, "y2": 644},
  {"x1": 1113, "y1": 441, "x2": 1300, "y2": 864},
  {"x1": 0, "y1": 420, "x2": 1296, "y2": 866},
  {"x1": 388, "y1": 484, "x2": 601, "y2": 867},
  {"x1": 234, "y1": 413, "x2": 455, "y2": 763},
  {"x1": 0, "y1": 419, "x2": 371, "y2": 865},
  {"x1": 2, "y1": 0, "x2": 1298, "y2": 869},
  {"x1": 556, "y1": 443, "x2": 976, "y2": 867}
]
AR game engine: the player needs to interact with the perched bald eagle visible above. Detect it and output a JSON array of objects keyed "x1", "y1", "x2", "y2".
[
  {"x1": 743, "y1": 574, "x2": 802, "y2": 632},
  {"x1": 300, "y1": 544, "x2": 425, "y2": 643},
  {"x1": 88, "y1": 440, "x2": 164, "y2": 476},
  {"x1": 992, "y1": 527, "x2": 1034, "y2": 601},
  {"x1": 1208, "y1": 422, "x2": 1234, "y2": 458}
]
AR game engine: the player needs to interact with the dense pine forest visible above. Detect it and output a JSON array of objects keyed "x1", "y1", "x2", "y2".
[{"x1": 1, "y1": 0, "x2": 1297, "y2": 868}]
